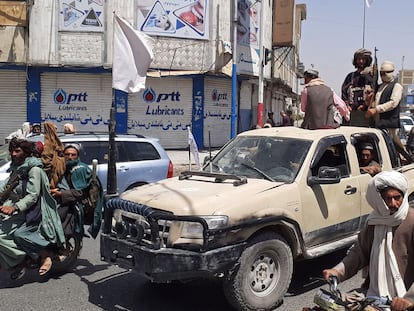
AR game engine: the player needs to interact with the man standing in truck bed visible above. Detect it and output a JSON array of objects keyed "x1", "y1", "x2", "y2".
[{"x1": 365, "y1": 61, "x2": 412, "y2": 163}]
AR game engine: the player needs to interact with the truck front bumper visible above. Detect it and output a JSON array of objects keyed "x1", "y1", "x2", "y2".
[{"x1": 100, "y1": 233, "x2": 247, "y2": 282}]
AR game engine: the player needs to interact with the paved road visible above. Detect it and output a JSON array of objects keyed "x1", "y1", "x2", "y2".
[
  {"x1": 0, "y1": 232, "x2": 362, "y2": 311},
  {"x1": 0, "y1": 150, "x2": 364, "y2": 310}
]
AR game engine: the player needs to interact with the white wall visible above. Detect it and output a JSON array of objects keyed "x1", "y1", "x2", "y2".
[{"x1": 27, "y1": 0, "x2": 232, "y2": 72}]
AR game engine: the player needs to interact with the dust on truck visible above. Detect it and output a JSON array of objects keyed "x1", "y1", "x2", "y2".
[{"x1": 100, "y1": 126, "x2": 414, "y2": 311}]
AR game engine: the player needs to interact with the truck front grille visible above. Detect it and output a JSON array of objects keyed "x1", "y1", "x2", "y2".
[
  {"x1": 105, "y1": 198, "x2": 209, "y2": 250},
  {"x1": 106, "y1": 198, "x2": 172, "y2": 249}
]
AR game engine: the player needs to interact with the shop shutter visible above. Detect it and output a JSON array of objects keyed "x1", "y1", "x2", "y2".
[
  {"x1": 0, "y1": 71, "x2": 27, "y2": 144},
  {"x1": 204, "y1": 78, "x2": 232, "y2": 147},
  {"x1": 41, "y1": 72, "x2": 112, "y2": 133},
  {"x1": 128, "y1": 77, "x2": 193, "y2": 149}
]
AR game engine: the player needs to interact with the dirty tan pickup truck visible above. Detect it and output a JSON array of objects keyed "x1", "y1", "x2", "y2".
[{"x1": 100, "y1": 126, "x2": 414, "y2": 311}]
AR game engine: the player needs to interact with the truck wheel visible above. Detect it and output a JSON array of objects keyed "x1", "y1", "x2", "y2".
[{"x1": 223, "y1": 233, "x2": 293, "y2": 311}]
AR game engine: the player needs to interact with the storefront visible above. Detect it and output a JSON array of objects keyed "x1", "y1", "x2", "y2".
[
  {"x1": 1, "y1": 69, "x2": 246, "y2": 150},
  {"x1": 0, "y1": 70, "x2": 27, "y2": 143},
  {"x1": 40, "y1": 72, "x2": 113, "y2": 133},
  {"x1": 127, "y1": 76, "x2": 194, "y2": 149},
  {"x1": 203, "y1": 77, "x2": 232, "y2": 147}
]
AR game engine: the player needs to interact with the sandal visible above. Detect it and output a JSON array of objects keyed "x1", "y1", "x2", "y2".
[
  {"x1": 10, "y1": 267, "x2": 26, "y2": 280},
  {"x1": 39, "y1": 257, "x2": 52, "y2": 276}
]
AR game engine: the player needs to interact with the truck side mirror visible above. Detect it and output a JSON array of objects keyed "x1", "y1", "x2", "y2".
[{"x1": 307, "y1": 166, "x2": 341, "y2": 186}]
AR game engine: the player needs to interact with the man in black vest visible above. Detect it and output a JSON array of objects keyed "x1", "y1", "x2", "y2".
[
  {"x1": 365, "y1": 61, "x2": 412, "y2": 163},
  {"x1": 341, "y1": 48, "x2": 374, "y2": 126}
]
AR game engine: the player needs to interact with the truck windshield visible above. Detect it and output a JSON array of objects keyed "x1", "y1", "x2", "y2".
[{"x1": 204, "y1": 136, "x2": 312, "y2": 183}]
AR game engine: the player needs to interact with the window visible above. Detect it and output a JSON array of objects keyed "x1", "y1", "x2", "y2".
[
  {"x1": 121, "y1": 141, "x2": 161, "y2": 161},
  {"x1": 77, "y1": 141, "x2": 108, "y2": 165},
  {"x1": 310, "y1": 136, "x2": 350, "y2": 178},
  {"x1": 351, "y1": 133, "x2": 383, "y2": 170}
]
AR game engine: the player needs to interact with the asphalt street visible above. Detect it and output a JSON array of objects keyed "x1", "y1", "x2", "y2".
[
  {"x1": 0, "y1": 233, "x2": 363, "y2": 311},
  {"x1": 0, "y1": 148, "x2": 365, "y2": 310}
]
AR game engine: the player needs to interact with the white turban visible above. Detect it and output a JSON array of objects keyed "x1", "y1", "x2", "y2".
[
  {"x1": 366, "y1": 170, "x2": 408, "y2": 224},
  {"x1": 365, "y1": 170, "x2": 408, "y2": 298},
  {"x1": 380, "y1": 61, "x2": 395, "y2": 83}
]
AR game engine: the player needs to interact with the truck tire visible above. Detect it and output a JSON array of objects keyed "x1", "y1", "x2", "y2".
[{"x1": 223, "y1": 233, "x2": 293, "y2": 311}]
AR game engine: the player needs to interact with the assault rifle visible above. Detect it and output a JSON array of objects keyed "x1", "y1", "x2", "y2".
[
  {"x1": 366, "y1": 47, "x2": 378, "y2": 113},
  {"x1": 0, "y1": 172, "x2": 21, "y2": 205},
  {"x1": 372, "y1": 46, "x2": 379, "y2": 93}
]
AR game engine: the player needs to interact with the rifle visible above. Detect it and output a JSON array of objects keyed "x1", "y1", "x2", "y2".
[
  {"x1": 0, "y1": 172, "x2": 21, "y2": 205},
  {"x1": 366, "y1": 47, "x2": 378, "y2": 111},
  {"x1": 83, "y1": 159, "x2": 100, "y2": 225},
  {"x1": 372, "y1": 47, "x2": 379, "y2": 94}
]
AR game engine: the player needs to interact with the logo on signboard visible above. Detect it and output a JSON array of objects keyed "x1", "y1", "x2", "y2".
[
  {"x1": 143, "y1": 88, "x2": 181, "y2": 103},
  {"x1": 212, "y1": 89, "x2": 228, "y2": 101},
  {"x1": 142, "y1": 87, "x2": 184, "y2": 116},
  {"x1": 54, "y1": 88, "x2": 88, "y2": 105},
  {"x1": 54, "y1": 89, "x2": 68, "y2": 104},
  {"x1": 143, "y1": 88, "x2": 157, "y2": 103}
]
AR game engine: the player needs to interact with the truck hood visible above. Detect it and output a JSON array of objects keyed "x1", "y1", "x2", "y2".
[{"x1": 120, "y1": 175, "x2": 284, "y2": 216}]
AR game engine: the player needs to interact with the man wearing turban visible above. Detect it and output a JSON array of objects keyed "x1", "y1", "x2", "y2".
[{"x1": 323, "y1": 171, "x2": 414, "y2": 311}]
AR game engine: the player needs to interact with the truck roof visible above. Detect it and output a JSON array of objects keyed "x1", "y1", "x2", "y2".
[{"x1": 240, "y1": 126, "x2": 384, "y2": 140}]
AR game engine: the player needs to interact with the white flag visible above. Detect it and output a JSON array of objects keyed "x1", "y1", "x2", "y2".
[
  {"x1": 365, "y1": 0, "x2": 373, "y2": 7},
  {"x1": 112, "y1": 14, "x2": 154, "y2": 93},
  {"x1": 188, "y1": 127, "x2": 201, "y2": 169}
]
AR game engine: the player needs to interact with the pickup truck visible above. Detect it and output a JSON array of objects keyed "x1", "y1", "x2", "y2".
[{"x1": 100, "y1": 126, "x2": 414, "y2": 311}]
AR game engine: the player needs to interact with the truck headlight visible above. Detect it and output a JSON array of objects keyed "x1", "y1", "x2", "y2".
[{"x1": 180, "y1": 216, "x2": 228, "y2": 239}]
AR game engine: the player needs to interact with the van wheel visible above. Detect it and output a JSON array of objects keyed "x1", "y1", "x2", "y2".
[{"x1": 223, "y1": 233, "x2": 293, "y2": 311}]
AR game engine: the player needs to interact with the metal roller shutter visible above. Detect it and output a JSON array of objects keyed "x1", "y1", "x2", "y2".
[
  {"x1": 204, "y1": 78, "x2": 232, "y2": 147},
  {"x1": 128, "y1": 77, "x2": 193, "y2": 149},
  {"x1": 41, "y1": 72, "x2": 112, "y2": 133},
  {"x1": 0, "y1": 71, "x2": 27, "y2": 144}
]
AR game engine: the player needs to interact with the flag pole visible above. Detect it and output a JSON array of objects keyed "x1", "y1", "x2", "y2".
[
  {"x1": 107, "y1": 14, "x2": 118, "y2": 198},
  {"x1": 188, "y1": 126, "x2": 192, "y2": 171},
  {"x1": 103, "y1": 89, "x2": 118, "y2": 233},
  {"x1": 231, "y1": 0, "x2": 238, "y2": 138},
  {"x1": 362, "y1": 0, "x2": 366, "y2": 48},
  {"x1": 108, "y1": 12, "x2": 154, "y2": 201},
  {"x1": 107, "y1": 90, "x2": 118, "y2": 196},
  {"x1": 257, "y1": 0, "x2": 265, "y2": 127},
  {"x1": 209, "y1": 131, "x2": 212, "y2": 173},
  {"x1": 103, "y1": 13, "x2": 118, "y2": 234}
]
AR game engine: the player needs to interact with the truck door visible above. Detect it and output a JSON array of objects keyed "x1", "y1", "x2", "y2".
[{"x1": 301, "y1": 135, "x2": 362, "y2": 247}]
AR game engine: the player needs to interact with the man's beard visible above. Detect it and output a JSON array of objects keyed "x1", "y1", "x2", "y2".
[
  {"x1": 357, "y1": 63, "x2": 368, "y2": 70},
  {"x1": 11, "y1": 156, "x2": 25, "y2": 166}
]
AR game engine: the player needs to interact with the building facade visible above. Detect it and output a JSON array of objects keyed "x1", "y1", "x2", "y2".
[
  {"x1": 0, "y1": 0, "x2": 305, "y2": 148},
  {"x1": 399, "y1": 69, "x2": 414, "y2": 113}
]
